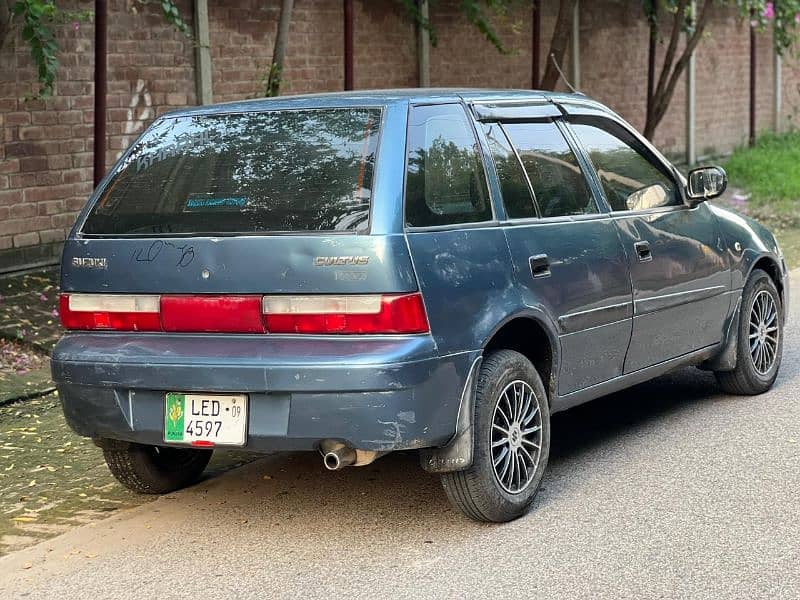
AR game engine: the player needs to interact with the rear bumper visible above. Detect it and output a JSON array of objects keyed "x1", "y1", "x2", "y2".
[{"x1": 51, "y1": 333, "x2": 477, "y2": 452}]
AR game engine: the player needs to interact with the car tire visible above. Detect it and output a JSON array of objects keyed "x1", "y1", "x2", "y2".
[
  {"x1": 715, "y1": 268, "x2": 783, "y2": 395},
  {"x1": 100, "y1": 440, "x2": 213, "y2": 494},
  {"x1": 441, "y1": 349, "x2": 550, "y2": 523}
]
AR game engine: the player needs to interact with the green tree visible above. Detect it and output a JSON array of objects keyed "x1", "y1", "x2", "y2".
[{"x1": 643, "y1": 0, "x2": 800, "y2": 140}]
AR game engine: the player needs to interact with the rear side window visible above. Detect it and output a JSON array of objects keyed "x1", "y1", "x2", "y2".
[
  {"x1": 405, "y1": 104, "x2": 491, "y2": 227},
  {"x1": 82, "y1": 108, "x2": 382, "y2": 235},
  {"x1": 503, "y1": 122, "x2": 597, "y2": 218},
  {"x1": 481, "y1": 123, "x2": 536, "y2": 219},
  {"x1": 570, "y1": 121, "x2": 680, "y2": 212}
]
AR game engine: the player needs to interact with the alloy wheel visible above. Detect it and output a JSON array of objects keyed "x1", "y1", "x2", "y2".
[
  {"x1": 490, "y1": 380, "x2": 543, "y2": 494},
  {"x1": 749, "y1": 289, "x2": 779, "y2": 375}
]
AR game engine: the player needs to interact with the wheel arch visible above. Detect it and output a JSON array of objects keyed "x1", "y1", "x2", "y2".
[
  {"x1": 750, "y1": 255, "x2": 784, "y2": 307},
  {"x1": 482, "y1": 312, "x2": 560, "y2": 405}
]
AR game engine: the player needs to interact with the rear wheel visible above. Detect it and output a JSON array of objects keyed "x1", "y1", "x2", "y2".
[
  {"x1": 100, "y1": 440, "x2": 212, "y2": 494},
  {"x1": 442, "y1": 350, "x2": 550, "y2": 522},
  {"x1": 715, "y1": 268, "x2": 783, "y2": 395}
]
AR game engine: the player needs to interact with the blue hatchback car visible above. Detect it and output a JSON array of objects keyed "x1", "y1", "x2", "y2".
[{"x1": 53, "y1": 90, "x2": 788, "y2": 522}]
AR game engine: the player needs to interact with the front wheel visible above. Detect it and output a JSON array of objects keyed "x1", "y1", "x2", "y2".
[
  {"x1": 100, "y1": 440, "x2": 212, "y2": 494},
  {"x1": 442, "y1": 350, "x2": 550, "y2": 522},
  {"x1": 715, "y1": 268, "x2": 783, "y2": 395}
]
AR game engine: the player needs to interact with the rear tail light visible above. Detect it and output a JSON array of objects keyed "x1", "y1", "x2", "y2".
[
  {"x1": 59, "y1": 294, "x2": 161, "y2": 331},
  {"x1": 59, "y1": 292, "x2": 429, "y2": 335},
  {"x1": 262, "y1": 293, "x2": 429, "y2": 334}
]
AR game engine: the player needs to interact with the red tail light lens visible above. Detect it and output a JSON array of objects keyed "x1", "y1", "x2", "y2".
[
  {"x1": 59, "y1": 292, "x2": 430, "y2": 335},
  {"x1": 59, "y1": 294, "x2": 161, "y2": 331},
  {"x1": 262, "y1": 293, "x2": 429, "y2": 334},
  {"x1": 161, "y1": 295, "x2": 265, "y2": 333}
]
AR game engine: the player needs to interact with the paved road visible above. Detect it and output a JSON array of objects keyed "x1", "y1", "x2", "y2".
[{"x1": 2, "y1": 279, "x2": 799, "y2": 600}]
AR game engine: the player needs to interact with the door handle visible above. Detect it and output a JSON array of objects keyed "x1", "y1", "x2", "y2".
[
  {"x1": 529, "y1": 254, "x2": 551, "y2": 278},
  {"x1": 634, "y1": 241, "x2": 652, "y2": 262}
]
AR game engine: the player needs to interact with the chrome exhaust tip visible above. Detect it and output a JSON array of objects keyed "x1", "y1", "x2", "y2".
[{"x1": 323, "y1": 447, "x2": 356, "y2": 470}]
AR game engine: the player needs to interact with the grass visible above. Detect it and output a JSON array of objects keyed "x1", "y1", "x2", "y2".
[
  {"x1": 724, "y1": 132, "x2": 800, "y2": 215},
  {"x1": 723, "y1": 132, "x2": 800, "y2": 268}
]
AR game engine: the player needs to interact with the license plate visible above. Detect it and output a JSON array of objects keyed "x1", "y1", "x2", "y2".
[{"x1": 164, "y1": 393, "x2": 247, "y2": 446}]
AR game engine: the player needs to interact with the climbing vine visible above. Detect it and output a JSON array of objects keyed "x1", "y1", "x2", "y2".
[
  {"x1": 3, "y1": 0, "x2": 190, "y2": 99},
  {"x1": 396, "y1": 0, "x2": 523, "y2": 53}
]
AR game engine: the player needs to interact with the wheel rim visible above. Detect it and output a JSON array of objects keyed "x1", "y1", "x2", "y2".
[
  {"x1": 490, "y1": 380, "x2": 543, "y2": 494},
  {"x1": 749, "y1": 290, "x2": 779, "y2": 375}
]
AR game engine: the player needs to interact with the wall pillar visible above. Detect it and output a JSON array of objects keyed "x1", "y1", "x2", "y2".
[{"x1": 193, "y1": 0, "x2": 213, "y2": 104}]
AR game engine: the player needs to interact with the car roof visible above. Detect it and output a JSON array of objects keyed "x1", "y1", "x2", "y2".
[{"x1": 163, "y1": 88, "x2": 608, "y2": 118}]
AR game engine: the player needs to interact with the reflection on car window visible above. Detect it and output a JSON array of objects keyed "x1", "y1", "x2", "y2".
[
  {"x1": 503, "y1": 122, "x2": 597, "y2": 218},
  {"x1": 571, "y1": 122, "x2": 679, "y2": 212},
  {"x1": 83, "y1": 108, "x2": 382, "y2": 235},
  {"x1": 482, "y1": 123, "x2": 536, "y2": 219},
  {"x1": 405, "y1": 104, "x2": 491, "y2": 227}
]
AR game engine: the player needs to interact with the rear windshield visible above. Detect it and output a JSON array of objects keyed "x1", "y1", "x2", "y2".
[{"x1": 82, "y1": 108, "x2": 382, "y2": 235}]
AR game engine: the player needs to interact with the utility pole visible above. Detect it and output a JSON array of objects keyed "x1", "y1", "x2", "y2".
[
  {"x1": 750, "y1": 13, "x2": 757, "y2": 146},
  {"x1": 193, "y1": 0, "x2": 213, "y2": 104},
  {"x1": 685, "y1": 0, "x2": 696, "y2": 166},
  {"x1": 571, "y1": 0, "x2": 580, "y2": 89},
  {"x1": 93, "y1": 0, "x2": 107, "y2": 187},
  {"x1": 344, "y1": 0, "x2": 354, "y2": 90},
  {"x1": 532, "y1": 0, "x2": 541, "y2": 88},
  {"x1": 417, "y1": 0, "x2": 430, "y2": 87}
]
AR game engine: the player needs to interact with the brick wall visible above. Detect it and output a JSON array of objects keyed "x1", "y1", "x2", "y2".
[{"x1": 0, "y1": 0, "x2": 796, "y2": 271}]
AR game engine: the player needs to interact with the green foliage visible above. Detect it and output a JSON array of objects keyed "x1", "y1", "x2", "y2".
[
  {"x1": 9, "y1": 0, "x2": 190, "y2": 100},
  {"x1": 158, "y1": 0, "x2": 190, "y2": 37},
  {"x1": 724, "y1": 132, "x2": 800, "y2": 208},
  {"x1": 11, "y1": 1, "x2": 92, "y2": 99},
  {"x1": 396, "y1": 0, "x2": 522, "y2": 53}
]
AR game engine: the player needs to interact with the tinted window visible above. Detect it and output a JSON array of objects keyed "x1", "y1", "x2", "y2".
[
  {"x1": 482, "y1": 123, "x2": 536, "y2": 219},
  {"x1": 405, "y1": 104, "x2": 491, "y2": 227},
  {"x1": 503, "y1": 122, "x2": 597, "y2": 218},
  {"x1": 571, "y1": 122, "x2": 680, "y2": 212},
  {"x1": 82, "y1": 108, "x2": 381, "y2": 235}
]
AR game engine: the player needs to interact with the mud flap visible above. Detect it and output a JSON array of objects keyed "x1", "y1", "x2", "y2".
[
  {"x1": 420, "y1": 357, "x2": 481, "y2": 473},
  {"x1": 700, "y1": 295, "x2": 741, "y2": 372}
]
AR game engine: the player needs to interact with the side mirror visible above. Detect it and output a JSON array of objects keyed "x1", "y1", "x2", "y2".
[{"x1": 686, "y1": 165, "x2": 727, "y2": 203}]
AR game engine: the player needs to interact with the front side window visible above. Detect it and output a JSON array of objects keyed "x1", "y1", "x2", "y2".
[
  {"x1": 571, "y1": 121, "x2": 680, "y2": 212},
  {"x1": 503, "y1": 122, "x2": 598, "y2": 218},
  {"x1": 405, "y1": 104, "x2": 491, "y2": 227},
  {"x1": 82, "y1": 108, "x2": 382, "y2": 235}
]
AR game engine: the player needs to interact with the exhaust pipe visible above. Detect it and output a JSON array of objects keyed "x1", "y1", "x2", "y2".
[
  {"x1": 319, "y1": 440, "x2": 387, "y2": 470},
  {"x1": 323, "y1": 446, "x2": 356, "y2": 471}
]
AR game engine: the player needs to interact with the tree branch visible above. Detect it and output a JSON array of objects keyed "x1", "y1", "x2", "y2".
[
  {"x1": 652, "y1": 0, "x2": 689, "y2": 107},
  {"x1": 652, "y1": 0, "x2": 712, "y2": 128}
]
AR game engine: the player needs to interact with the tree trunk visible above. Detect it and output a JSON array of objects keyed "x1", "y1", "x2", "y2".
[
  {"x1": 540, "y1": 0, "x2": 578, "y2": 90},
  {"x1": 266, "y1": 0, "x2": 294, "y2": 97},
  {"x1": 643, "y1": 0, "x2": 712, "y2": 140}
]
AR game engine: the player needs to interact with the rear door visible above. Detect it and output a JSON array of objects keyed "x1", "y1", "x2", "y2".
[
  {"x1": 63, "y1": 104, "x2": 419, "y2": 297},
  {"x1": 474, "y1": 105, "x2": 633, "y2": 396},
  {"x1": 565, "y1": 111, "x2": 730, "y2": 372}
]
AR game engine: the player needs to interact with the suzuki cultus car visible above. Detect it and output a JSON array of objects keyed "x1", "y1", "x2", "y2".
[{"x1": 53, "y1": 90, "x2": 788, "y2": 522}]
